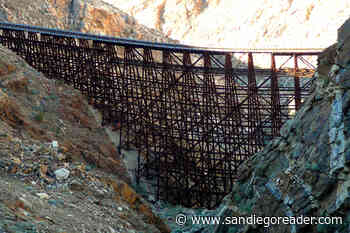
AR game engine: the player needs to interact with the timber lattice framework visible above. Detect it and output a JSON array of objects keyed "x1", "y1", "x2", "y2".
[{"x1": 0, "y1": 22, "x2": 322, "y2": 209}]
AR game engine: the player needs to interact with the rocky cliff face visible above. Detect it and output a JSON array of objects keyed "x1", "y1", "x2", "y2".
[
  {"x1": 0, "y1": 0, "x2": 176, "y2": 43},
  {"x1": 103, "y1": 0, "x2": 350, "y2": 49},
  {"x1": 191, "y1": 17, "x2": 350, "y2": 233}
]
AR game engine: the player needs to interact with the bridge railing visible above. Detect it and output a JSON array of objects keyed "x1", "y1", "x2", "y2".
[{"x1": 0, "y1": 22, "x2": 321, "y2": 209}]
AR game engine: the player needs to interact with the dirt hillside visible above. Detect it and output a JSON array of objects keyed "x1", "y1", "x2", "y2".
[{"x1": 0, "y1": 45, "x2": 170, "y2": 233}]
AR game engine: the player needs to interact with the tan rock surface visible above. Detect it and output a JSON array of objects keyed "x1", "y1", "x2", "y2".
[
  {"x1": 104, "y1": 0, "x2": 350, "y2": 49},
  {"x1": 0, "y1": 0, "x2": 176, "y2": 43}
]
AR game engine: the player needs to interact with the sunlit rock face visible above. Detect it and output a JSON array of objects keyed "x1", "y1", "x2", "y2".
[
  {"x1": 190, "y1": 17, "x2": 350, "y2": 233},
  {"x1": 102, "y1": 0, "x2": 350, "y2": 49},
  {"x1": 0, "y1": 0, "x2": 176, "y2": 43}
]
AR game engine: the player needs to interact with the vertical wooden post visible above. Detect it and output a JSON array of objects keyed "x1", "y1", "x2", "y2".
[
  {"x1": 294, "y1": 54, "x2": 301, "y2": 110},
  {"x1": 271, "y1": 53, "x2": 281, "y2": 137}
]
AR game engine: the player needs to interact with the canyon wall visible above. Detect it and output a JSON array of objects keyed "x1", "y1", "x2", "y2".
[
  {"x1": 0, "y1": 0, "x2": 176, "y2": 43},
  {"x1": 103, "y1": 0, "x2": 350, "y2": 49}
]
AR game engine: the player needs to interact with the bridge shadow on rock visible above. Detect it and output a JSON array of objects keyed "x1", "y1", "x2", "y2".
[{"x1": 0, "y1": 22, "x2": 321, "y2": 209}]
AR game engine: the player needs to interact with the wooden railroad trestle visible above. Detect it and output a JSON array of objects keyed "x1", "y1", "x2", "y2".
[{"x1": 0, "y1": 22, "x2": 321, "y2": 208}]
